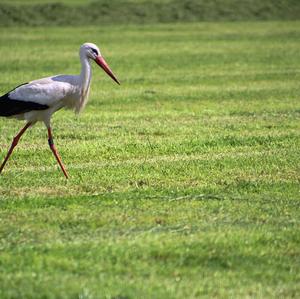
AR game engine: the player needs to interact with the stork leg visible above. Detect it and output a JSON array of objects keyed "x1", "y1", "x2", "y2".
[
  {"x1": 0, "y1": 122, "x2": 32, "y2": 174},
  {"x1": 47, "y1": 127, "x2": 69, "y2": 179}
]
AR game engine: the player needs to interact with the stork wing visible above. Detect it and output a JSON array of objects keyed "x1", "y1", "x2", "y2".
[
  {"x1": 0, "y1": 76, "x2": 73, "y2": 117},
  {"x1": 9, "y1": 76, "x2": 71, "y2": 106}
]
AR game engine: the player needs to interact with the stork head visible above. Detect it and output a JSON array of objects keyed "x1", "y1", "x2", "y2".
[{"x1": 80, "y1": 42, "x2": 120, "y2": 85}]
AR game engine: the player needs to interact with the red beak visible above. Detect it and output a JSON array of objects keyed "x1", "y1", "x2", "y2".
[{"x1": 95, "y1": 56, "x2": 120, "y2": 85}]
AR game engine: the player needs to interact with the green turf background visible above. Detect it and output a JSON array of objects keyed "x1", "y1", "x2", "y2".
[
  {"x1": 0, "y1": 0, "x2": 299, "y2": 26},
  {"x1": 0, "y1": 1, "x2": 299, "y2": 298}
]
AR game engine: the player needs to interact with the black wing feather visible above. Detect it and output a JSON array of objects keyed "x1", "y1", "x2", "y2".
[{"x1": 0, "y1": 83, "x2": 49, "y2": 117}]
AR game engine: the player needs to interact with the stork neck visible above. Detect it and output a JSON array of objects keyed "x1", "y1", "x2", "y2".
[{"x1": 79, "y1": 55, "x2": 92, "y2": 90}]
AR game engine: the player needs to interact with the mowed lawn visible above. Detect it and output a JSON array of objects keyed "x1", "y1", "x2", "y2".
[{"x1": 0, "y1": 22, "x2": 299, "y2": 298}]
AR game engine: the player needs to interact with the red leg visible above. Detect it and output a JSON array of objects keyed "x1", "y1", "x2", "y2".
[
  {"x1": 47, "y1": 127, "x2": 69, "y2": 179},
  {"x1": 0, "y1": 122, "x2": 32, "y2": 174}
]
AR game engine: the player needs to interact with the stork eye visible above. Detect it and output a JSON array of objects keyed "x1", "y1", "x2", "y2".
[{"x1": 91, "y1": 48, "x2": 99, "y2": 56}]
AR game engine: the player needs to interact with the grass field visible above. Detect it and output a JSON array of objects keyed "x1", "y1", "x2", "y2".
[
  {"x1": 1, "y1": 0, "x2": 299, "y2": 27},
  {"x1": 0, "y1": 21, "x2": 300, "y2": 298}
]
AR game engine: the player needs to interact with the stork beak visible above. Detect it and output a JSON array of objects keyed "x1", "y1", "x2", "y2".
[{"x1": 95, "y1": 56, "x2": 120, "y2": 85}]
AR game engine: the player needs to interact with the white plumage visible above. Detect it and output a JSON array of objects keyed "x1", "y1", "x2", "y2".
[{"x1": 0, "y1": 42, "x2": 120, "y2": 178}]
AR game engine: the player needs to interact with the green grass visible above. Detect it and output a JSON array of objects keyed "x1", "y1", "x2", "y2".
[
  {"x1": 0, "y1": 21, "x2": 300, "y2": 298},
  {"x1": 0, "y1": 0, "x2": 86, "y2": 5},
  {"x1": 0, "y1": 0, "x2": 299, "y2": 27},
  {"x1": 1, "y1": 0, "x2": 171, "y2": 4}
]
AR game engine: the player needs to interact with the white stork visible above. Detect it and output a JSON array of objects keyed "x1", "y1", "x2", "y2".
[{"x1": 0, "y1": 42, "x2": 120, "y2": 179}]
